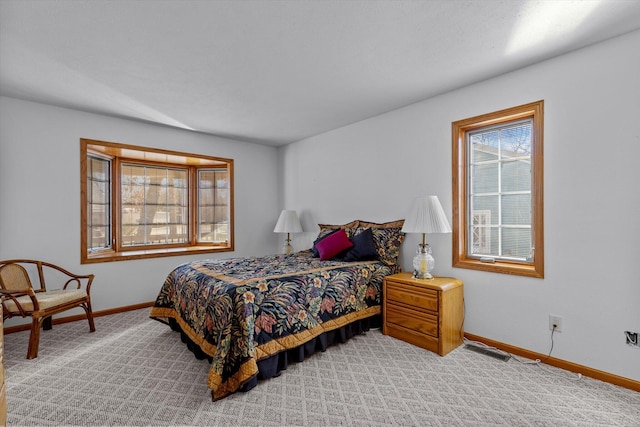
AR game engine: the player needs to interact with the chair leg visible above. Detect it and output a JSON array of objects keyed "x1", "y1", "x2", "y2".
[
  {"x1": 27, "y1": 317, "x2": 43, "y2": 359},
  {"x1": 83, "y1": 302, "x2": 96, "y2": 333},
  {"x1": 43, "y1": 316, "x2": 53, "y2": 330}
]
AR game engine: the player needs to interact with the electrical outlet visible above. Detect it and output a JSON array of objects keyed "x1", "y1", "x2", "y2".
[
  {"x1": 625, "y1": 331, "x2": 639, "y2": 348},
  {"x1": 549, "y1": 315, "x2": 563, "y2": 332}
]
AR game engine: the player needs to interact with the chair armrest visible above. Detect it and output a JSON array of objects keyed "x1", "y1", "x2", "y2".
[
  {"x1": 0, "y1": 288, "x2": 37, "y2": 317},
  {"x1": 35, "y1": 261, "x2": 94, "y2": 295},
  {"x1": 0, "y1": 289, "x2": 29, "y2": 297},
  {"x1": 62, "y1": 274, "x2": 94, "y2": 294}
]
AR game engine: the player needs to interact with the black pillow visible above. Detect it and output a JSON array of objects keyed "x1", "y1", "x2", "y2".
[{"x1": 343, "y1": 228, "x2": 378, "y2": 262}]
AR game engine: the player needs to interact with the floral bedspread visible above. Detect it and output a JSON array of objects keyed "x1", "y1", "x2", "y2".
[{"x1": 149, "y1": 251, "x2": 396, "y2": 400}]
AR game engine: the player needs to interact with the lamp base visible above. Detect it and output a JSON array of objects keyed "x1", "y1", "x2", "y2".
[
  {"x1": 412, "y1": 243, "x2": 435, "y2": 280},
  {"x1": 412, "y1": 270, "x2": 433, "y2": 280},
  {"x1": 282, "y1": 241, "x2": 293, "y2": 255}
]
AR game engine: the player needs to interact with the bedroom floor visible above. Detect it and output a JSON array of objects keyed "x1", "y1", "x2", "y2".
[{"x1": 3, "y1": 308, "x2": 639, "y2": 426}]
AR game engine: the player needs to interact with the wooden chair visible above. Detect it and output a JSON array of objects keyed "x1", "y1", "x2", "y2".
[{"x1": 0, "y1": 259, "x2": 95, "y2": 359}]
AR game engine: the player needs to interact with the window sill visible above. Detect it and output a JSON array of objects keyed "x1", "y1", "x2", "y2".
[
  {"x1": 82, "y1": 245, "x2": 233, "y2": 264},
  {"x1": 453, "y1": 258, "x2": 544, "y2": 278}
]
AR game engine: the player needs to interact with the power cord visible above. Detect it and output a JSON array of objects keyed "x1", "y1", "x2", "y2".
[
  {"x1": 547, "y1": 324, "x2": 556, "y2": 359},
  {"x1": 459, "y1": 297, "x2": 466, "y2": 343},
  {"x1": 536, "y1": 324, "x2": 583, "y2": 380}
]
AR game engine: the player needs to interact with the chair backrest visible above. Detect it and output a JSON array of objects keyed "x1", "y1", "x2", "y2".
[{"x1": 0, "y1": 263, "x2": 33, "y2": 291}]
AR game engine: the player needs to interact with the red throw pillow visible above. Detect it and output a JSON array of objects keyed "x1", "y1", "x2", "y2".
[{"x1": 316, "y1": 228, "x2": 354, "y2": 260}]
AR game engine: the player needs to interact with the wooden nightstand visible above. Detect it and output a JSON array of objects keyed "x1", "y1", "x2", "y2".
[{"x1": 383, "y1": 272, "x2": 464, "y2": 356}]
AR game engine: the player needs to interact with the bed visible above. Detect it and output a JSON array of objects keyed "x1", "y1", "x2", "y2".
[{"x1": 149, "y1": 219, "x2": 404, "y2": 400}]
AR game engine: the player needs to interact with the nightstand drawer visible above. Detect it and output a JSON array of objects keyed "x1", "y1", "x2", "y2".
[
  {"x1": 386, "y1": 281, "x2": 438, "y2": 311},
  {"x1": 386, "y1": 302, "x2": 438, "y2": 337},
  {"x1": 384, "y1": 323, "x2": 439, "y2": 353}
]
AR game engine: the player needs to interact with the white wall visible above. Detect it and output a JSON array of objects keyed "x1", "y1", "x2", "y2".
[
  {"x1": 0, "y1": 97, "x2": 281, "y2": 322},
  {"x1": 280, "y1": 30, "x2": 640, "y2": 381}
]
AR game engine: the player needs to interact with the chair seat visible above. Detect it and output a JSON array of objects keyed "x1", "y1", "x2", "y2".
[{"x1": 3, "y1": 289, "x2": 88, "y2": 314}]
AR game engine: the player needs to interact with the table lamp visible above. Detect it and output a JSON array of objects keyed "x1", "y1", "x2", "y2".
[
  {"x1": 273, "y1": 210, "x2": 303, "y2": 254},
  {"x1": 401, "y1": 196, "x2": 452, "y2": 279}
]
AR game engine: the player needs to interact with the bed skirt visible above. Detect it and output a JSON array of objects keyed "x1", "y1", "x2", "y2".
[{"x1": 167, "y1": 315, "x2": 381, "y2": 393}]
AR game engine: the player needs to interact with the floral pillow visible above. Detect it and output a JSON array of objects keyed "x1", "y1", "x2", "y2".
[
  {"x1": 317, "y1": 220, "x2": 359, "y2": 232},
  {"x1": 352, "y1": 220, "x2": 405, "y2": 266}
]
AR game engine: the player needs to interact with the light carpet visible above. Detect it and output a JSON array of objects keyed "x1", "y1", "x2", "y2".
[{"x1": 4, "y1": 308, "x2": 639, "y2": 426}]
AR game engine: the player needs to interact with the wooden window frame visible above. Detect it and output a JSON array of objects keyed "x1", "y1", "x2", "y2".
[
  {"x1": 452, "y1": 101, "x2": 544, "y2": 278},
  {"x1": 80, "y1": 139, "x2": 234, "y2": 264}
]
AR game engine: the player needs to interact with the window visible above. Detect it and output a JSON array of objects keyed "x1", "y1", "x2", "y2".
[
  {"x1": 452, "y1": 101, "x2": 544, "y2": 278},
  {"x1": 81, "y1": 139, "x2": 233, "y2": 263},
  {"x1": 87, "y1": 155, "x2": 111, "y2": 252}
]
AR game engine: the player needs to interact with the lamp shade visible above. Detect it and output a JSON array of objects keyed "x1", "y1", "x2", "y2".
[
  {"x1": 401, "y1": 196, "x2": 452, "y2": 234},
  {"x1": 273, "y1": 210, "x2": 302, "y2": 233}
]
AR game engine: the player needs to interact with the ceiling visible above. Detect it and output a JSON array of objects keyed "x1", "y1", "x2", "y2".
[{"x1": 2, "y1": 0, "x2": 640, "y2": 146}]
